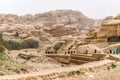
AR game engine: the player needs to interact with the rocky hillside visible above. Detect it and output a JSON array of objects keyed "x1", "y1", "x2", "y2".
[{"x1": 0, "y1": 9, "x2": 101, "y2": 43}]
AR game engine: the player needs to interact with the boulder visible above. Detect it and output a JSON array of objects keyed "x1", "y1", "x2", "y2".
[
  {"x1": 115, "y1": 13, "x2": 120, "y2": 19},
  {"x1": 19, "y1": 34, "x2": 28, "y2": 39},
  {"x1": 77, "y1": 44, "x2": 105, "y2": 55},
  {"x1": 108, "y1": 54, "x2": 120, "y2": 61},
  {"x1": 34, "y1": 23, "x2": 44, "y2": 30}
]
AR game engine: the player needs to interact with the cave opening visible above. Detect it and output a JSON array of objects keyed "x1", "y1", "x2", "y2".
[{"x1": 107, "y1": 36, "x2": 120, "y2": 43}]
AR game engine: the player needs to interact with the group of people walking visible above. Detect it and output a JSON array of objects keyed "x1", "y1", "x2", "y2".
[
  {"x1": 85, "y1": 49, "x2": 97, "y2": 54},
  {"x1": 108, "y1": 49, "x2": 119, "y2": 55},
  {"x1": 85, "y1": 48, "x2": 119, "y2": 55}
]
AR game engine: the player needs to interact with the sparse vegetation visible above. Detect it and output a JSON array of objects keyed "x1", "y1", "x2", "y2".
[
  {"x1": 0, "y1": 45, "x2": 5, "y2": 52},
  {"x1": 111, "y1": 63, "x2": 117, "y2": 69},
  {"x1": 0, "y1": 53, "x2": 32, "y2": 75},
  {"x1": 75, "y1": 71, "x2": 81, "y2": 75},
  {"x1": 67, "y1": 70, "x2": 82, "y2": 77},
  {"x1": 54, "y1": 43, "x2": 62, "y2": 50},
  {"x1": 4, "y1": 40, "x2": 39, "y2": 50},
  {"x1": 0, "y1": 33, "x2": 39, "y2": 50},
  {"x1": 107, "y1": 66, "x2": 111, "y2": 71},
  {"x1": 0, "y1": 33, "x2": 39, "y2": 49},
  {"x1": 58, "y1": 74, "x2": 65, "y2": 78},
  {"x1": 22, "y1": 40, "x2": 39, "y2": 49},
  {"x1": 107, "y1": 63, "x2": 117, "y2": 71},
  {"x1": 4, "y1": 40, "x2": 22, "y2": 50},
  {"x1": 14, "y1": 32, "x2": 19, "y2": 37}
]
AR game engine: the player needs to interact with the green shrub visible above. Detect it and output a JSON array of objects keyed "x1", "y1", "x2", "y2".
[
  {"x1": 0, "y1": 33, "x2": 3, "y2": 40},
  {"x1": 4, "y1": 40, "x2": 39, "y2": 50},
  {"x1": 0, "y1": 32, "x2": 39, "y2": 50},
  {"x1": 75, "y1": 71, "x2": 81, "y2": 75},
  {"x1": 107, "y1": 63, "x2": 117, "y2": 71},
  {"x1": 67, "y1": 70, "x2": 82, "y2": 77},
  {"x1": 107, "y1": 66, "x2": 110, "y2": 71},
  {"x1": 67, "y1": 71, "x2": 75, "y2": 77},
  {"x1": 4, "y1": 40, "x2": 22, "y2": 50},
  {"x1": 22, "y1": 40, "x2": 39, "y2": 49},
  {"x1": 111, "y1": 63, "x2": 117, "y2": 69},
  {"x1": 54, "y1": 43, "x2": 62, "y2": 50}
]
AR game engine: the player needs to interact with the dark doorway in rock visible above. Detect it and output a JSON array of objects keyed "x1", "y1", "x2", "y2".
[{"x1": 107, "y1": 36, "x2": 120, "y2": 43}]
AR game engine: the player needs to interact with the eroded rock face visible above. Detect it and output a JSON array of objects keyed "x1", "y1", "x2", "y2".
[
  {"x1": 44, "y1": 24, "x2": 79, "y2": 37},
  {"x1": 77, "y1": 44, "x2": 105, "y2": 54},
  {"x1": 19, "y1": 34, "x2": 28, "y2": 39},
  {"x1": 34, "y1": 9, "x2": 95, "y2": 28},
  {"x1": 0, "y1": 9, "x2": 101, "y2": 44},
  {"x1": 88, "y1": 14, "x2": 120, "y2": 41},
  {"x1": 115, "y1": 13, "x2": 120, "y2": 19}
]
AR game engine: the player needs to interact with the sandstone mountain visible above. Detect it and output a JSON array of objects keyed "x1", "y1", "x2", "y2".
[{"x1": 0, "y1": 9, "x2": 102, "y2": 44}]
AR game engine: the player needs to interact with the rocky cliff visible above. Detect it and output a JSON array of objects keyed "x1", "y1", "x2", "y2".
[{"x1": 0, "y1": 9, "x2": 101, "y2": 43}]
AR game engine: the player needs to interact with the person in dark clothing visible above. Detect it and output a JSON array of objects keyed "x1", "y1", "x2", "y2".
[
  {"x1": 85, "y1": 49, "x2": 88, "y2": 54},
  {"x1": 68, "y1": 51, "x2": 70, "y2": 54},
  {"x1": 94, "y1": 49, "x2": 97, "y2": 54},
  {"x1": 109, "y1": 49, "x2": 112, "y2": 54}
]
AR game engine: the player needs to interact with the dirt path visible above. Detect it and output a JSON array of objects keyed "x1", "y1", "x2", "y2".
[
  {"x1": 58, "y1": 62, "x2": 120, "y2": 80},
  {"x1": 0, "y1": 60, "x2": 114, "y2": 80}
]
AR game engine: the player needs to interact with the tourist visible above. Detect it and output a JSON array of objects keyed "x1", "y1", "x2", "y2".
[
  {"x1": 109, "y1": 49, "x2": 112, "y2": 54},
  {"x1": 114, "y1": 49, "x2": 119, "y2": 55},
  {"x1": 85, "y1": 49, "x2": 88, "y2": 54},
  {"x1": 94, "y1": 49, "x2": 97, "y2": 54},
  {"x1": 68, "y1": 51, "x2": 70, "y2": 54}
]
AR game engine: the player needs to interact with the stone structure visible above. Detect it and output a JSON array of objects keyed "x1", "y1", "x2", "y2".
[
  {"x1": 90, "y1": 14, "x2": 120, "y2": 43},
  {"x1": 45, "y1": 36, "x2": 77, "y2": 55}
]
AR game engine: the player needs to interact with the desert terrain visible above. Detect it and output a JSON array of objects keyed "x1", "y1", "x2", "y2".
[{"x1": 0, "y1": 9, "x2": 120, "y2": 80}]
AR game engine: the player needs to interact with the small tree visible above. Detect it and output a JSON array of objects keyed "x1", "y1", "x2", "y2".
[{"x1": 54, "y1": 43, "x2": 62, "y2": 51}]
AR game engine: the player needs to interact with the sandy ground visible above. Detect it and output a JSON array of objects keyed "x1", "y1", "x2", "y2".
[
  {"x1": 1, "y1": 43, "x2": 120, "y2": 80},
  {"x1": 53, "y1": 62, "x2": 120, "y2": 80},
  {"x1": 0, "y1": 59, "x2": 115, "y2": 80}
]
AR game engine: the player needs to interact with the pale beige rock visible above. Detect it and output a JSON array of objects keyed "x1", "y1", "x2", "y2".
[
  {"x1": 77, "y1": 44, "x2": 105, "y2": 55},
  {"x1": 102, "y1": 20, "x2": 120, "y2": 26},
  {"x1": 44, "y1": 23, "x2": 79, "y2": 37},
  {"x1": 19, "y1": 34, "x2": 28, "y2": 39},
  {"x1": 115, "y1": 13, "x2": 120, "y2": 19},
  {"x1": 108, "y1": 54, "x2": 120, "y2": 61},
  {"x1": 34, "y1": 23, "x2": 44, "y2": 30}
]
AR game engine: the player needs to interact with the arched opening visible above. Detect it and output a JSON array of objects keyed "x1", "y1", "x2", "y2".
[{"x1": 107, "y1": 36, "x2": 120, "y2": 43}]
